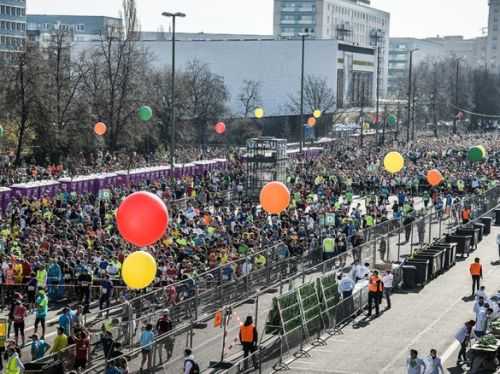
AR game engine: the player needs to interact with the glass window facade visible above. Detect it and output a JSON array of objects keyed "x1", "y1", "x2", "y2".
[{"x1": 0, "y1": 0, "x2": 26, "y2": 60}]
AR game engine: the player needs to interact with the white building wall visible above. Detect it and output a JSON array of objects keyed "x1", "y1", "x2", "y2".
[{"x1": 73, "y1": 39, "x2": 338, "y2": 117}]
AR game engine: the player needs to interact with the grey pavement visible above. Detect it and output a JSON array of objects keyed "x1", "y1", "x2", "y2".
[{"x1": 278, "y1": 223, "x2": 500, "y2": 374}]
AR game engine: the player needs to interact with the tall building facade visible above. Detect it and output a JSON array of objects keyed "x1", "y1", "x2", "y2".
[
  {"x1": 488, "y1": 0, "x2": 500, "y2": 71},
  {"x1": 0, "y1": 0, "x2": 26, "y2": 62},
  {"x1": 273, "y1": 0, "x2": 390, "y2": 104},
  {"x1": 27, "y1": 15, "x2": 122, "y2": 47}
]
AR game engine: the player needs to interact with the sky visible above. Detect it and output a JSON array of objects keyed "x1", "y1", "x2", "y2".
[{"x1": 27, "y1": 0, "x2": 489, "y2": 39}]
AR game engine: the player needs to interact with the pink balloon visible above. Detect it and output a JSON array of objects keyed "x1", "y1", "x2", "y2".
[{"x1": 215, "y1": 122, "x2": 226, "y2": 134}]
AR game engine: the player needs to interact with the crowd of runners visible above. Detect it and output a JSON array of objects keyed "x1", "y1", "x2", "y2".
[{"x1": 0, "y1": 134, "x2": 498, "y2": 373}]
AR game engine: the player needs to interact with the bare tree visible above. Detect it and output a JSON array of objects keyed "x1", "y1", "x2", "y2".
[
  {"x1": 288, "y1": 75, "x2": 336, "y2": 114},
  {"x1": 183, "y1": 60, "x2": 228, "y2": 150},
  {"x1": 1, "y1": 46, "x2": 42, "y2": 165},
  {"x1": 238, "y1": 80, "x2": 261, "y2": 118},
  {"x1": 78, "y1": 0, "x2": 147, "y2": 151}
]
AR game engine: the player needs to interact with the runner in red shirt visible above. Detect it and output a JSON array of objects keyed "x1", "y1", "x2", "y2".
[
  {"x1": 74, "y1": 329, "x2": 90, "y2": 370},
  {"x1": 13, "y1": 300, "x2": 27, "y2": 346}
]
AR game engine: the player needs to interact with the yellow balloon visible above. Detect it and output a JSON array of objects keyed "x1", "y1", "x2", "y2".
[
  {"x1": 254, "y1": 107, "x2": 264, "y2": 119},
  {"x1": 313, "y1": 109, "x2": 322, "y2": 119},
  {"x1": 384, "y1": 151, "x2": 404, "y2": 174},
  {"x1": 362, "y1": 122, "x2": 370, "y2": 130},
  {"x1": 122, "y1": 251, "x2": 157, "y2": 289}
]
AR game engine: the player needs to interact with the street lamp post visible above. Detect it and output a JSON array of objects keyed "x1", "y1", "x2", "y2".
[
  {"x1": 298, "y1": 30, "x2": 310, "y2": 153},
  {"x1": 162, "y1": 11, "x2": 186, "y2": 170},
  {"x1": 453, "y1": 58, "x2": 460, "y2": 135},
  {"x1": 406, "y1": 48, "x2": 418, "y2": 143}
]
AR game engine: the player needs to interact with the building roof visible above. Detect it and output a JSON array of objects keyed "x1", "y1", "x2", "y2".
[{"x1": 138, "y1": 31, "x2": 274, "y2": 41}]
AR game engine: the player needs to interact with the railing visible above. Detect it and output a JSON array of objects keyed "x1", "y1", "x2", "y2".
[{"x1": 22, "y1": 185, "x2": 500, "y2": 373}]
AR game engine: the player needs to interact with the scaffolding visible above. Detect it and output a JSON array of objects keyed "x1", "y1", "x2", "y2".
[{"x1": 245, "y1": 137, "x2": 287, "y2": 197}]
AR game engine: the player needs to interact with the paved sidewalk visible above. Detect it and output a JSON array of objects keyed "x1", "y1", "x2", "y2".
[{"x1": 279, "y1": 224, "x2": 500, "y2": 374}]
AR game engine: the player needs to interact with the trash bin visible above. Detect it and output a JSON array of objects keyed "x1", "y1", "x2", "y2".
[
  {"x1": 402, "y1": 265, "x2": 417, "y2": 289},
  {"x1": 430, "y1": 242, "x2": 457, "y2": 269},
  {"x1": 445, "y1": 234, "x2": 471, "y2": 257},
  {"x1": 472, "y1": 223, "x2": 484, "y2": 243},
  {"x1": 412, "y1": 252, "x2": 440, "y2": 279},
  {"x1": 456, "y1": 228, "x2": 479, "y2": 250},
  {"x1": 495, "y1": 209, "x2": 500, "y2": 226},
  {"x1": 480, "y1": 216, "x2": 492, "y2": 236},
  {"x1": 404, "y1": 259, "x2": 430, "y2": 286}
]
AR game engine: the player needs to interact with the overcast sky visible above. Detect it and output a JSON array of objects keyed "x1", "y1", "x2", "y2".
[{"x1": 27, "y1": 0, "x2": 489, "y2": 39}]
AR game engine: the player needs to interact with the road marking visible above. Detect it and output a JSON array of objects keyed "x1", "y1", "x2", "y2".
[
  {"x1": 379, "y1": 292, "x2": 464, "y2": 373},
  {"x1": 440, "y1": 340, "x2": 459, "y2": 364}
]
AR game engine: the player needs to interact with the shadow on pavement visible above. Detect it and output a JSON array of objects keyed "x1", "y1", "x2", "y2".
[{"x1": 461, "y1": 295, "x2": 475, "y2": 302}]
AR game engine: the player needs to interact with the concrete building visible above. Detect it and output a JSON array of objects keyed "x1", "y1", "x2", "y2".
[
  {"x1": 488, "y1": 0, "x2": 500, "y2": 71},
  {"x1": 273, "y1": 0, "x2": 390, "y2": 96},
  {"x1": 387, "y1": 38, "x2": 444, "y2": 96},
  {"x1": 388, "y1": 36, "x2": 488, "y2": 97},
  {"x1": 73, "y1": 39, "x2": 338, "y2": 117},
  {"x1": 0, "y1": 0, "x2": 26, "y2": 62},
  {"x1": 26, "y1": 15, "x2": 122, "y2": 47}
]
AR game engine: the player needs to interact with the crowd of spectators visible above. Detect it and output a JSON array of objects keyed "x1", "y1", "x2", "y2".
[{"x1": 0, "y1": 134, "x2": 498, "y2": 372}]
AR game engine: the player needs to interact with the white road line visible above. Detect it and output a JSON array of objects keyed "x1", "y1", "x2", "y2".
[
  {"x1": 440, "y1": 340, "x2": 459, "y2": 364},
  {"x1": 379, "y1": 294, "x2": 463, "y2": 373}
]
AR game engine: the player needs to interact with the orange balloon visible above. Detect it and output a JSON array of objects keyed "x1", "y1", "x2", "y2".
[
  {"x1": 259, "y1": 181, "x2": 290, "y2": 214},
  {"x1": 307, "y1": 117, "x2": 317, "y2": 127},
  {"x1": 94, "y1": 122, "x2": 107, "y2": 136},
  {"x1": 426, "y1": 169, "x2": 443, "y2": 187}
]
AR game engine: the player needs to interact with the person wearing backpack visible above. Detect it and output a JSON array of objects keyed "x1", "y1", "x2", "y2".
[{"x1": 183, "y1": 348, "x2": 199, "y2": 374}]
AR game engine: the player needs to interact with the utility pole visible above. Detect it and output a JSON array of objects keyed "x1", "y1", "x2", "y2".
[
  {"x1": 406, "y1": 49, "x2": 417, "y2": 143},
  {"x1": 452, "y1": 59, "x2": 460, "y2": 135},
  {"x1": 381, "y1": 103, "x2": 387, "y2": 145},
  {"x1": 299, "y1": 30, "x2": 309, "y2": 153},
  {"x1": 376, "y1": 44, "x2": 381, "y2": 143},
  {"x1": 406, "y1": 53, "x2": 413, "y2": 143},
  {"x1": 411, "y1": 73, "x2": 417, "y2": 141},
  {"x1": 396, "y1": 101, "x2": 401, "y2": 142},
  {"x1": 359, "y1": 82, "x2": 366, "y2": 147}
]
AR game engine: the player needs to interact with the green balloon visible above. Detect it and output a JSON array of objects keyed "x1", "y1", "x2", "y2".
[
  {"x1": 0, "y1": 126, "x2": 3, "y2": 138},
  {"x1": 468, "y1": 146, "x2": 485, "y2": 162},
  {"x1": 387, "y1": 115, "x2": 397, "y2": 126},
  {"x1": 138, "y1": 106, "x2": 153, "y2": 122}
]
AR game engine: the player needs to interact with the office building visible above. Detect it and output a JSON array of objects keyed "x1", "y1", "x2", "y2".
[
  {"x1": 0, "y1": 0, "x2": 26, "y2": 62},
  {"x1": 73, "y1": 38, "x2": 338, "y2": 117},
  {"x1": 27, "y1": 15, "x2": 122, "y2": 47},
  {"x1": 388, "y1": 38, "x2": 443, "y2": 96},
  {"x1": 487, "y1": 0, "x2": 500, "y2": 71},
  {"x1": 274, "y1": 0, "x2": 390, "y2": 100}
]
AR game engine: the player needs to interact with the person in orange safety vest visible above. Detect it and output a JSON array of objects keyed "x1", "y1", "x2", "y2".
[
  {"x1": 239, "y1": 316, "x2": 258, "y2": 370},
  {"x1": 367, "y1": 270, "x2": 384, "y2": 317},
  {"x1": 469, "y1": 257, "x2": 483, "y2": 296}
]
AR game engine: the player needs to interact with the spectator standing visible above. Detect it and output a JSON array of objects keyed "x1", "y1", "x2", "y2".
[
  {"x1": 455, "y1": 320, "x2": 475, "y2": 364},
  {"x1": 156, "y1": 310, "x2": 174, "y2": 363},
  {"x1": 139, "y1": 323, "x2": 154, "y2": 373},
  {"x1": 74, "y1": 329, "x2": 91, "y2": 371},
  {"x1": 30, "y1": 334, "x2": 51, "y2": 361},
  {"x1": 99, "y1": 275, "x2": 114, "y2": 315},
  {"x1": 337, "y1": 273, "x2": 355, "y2": 299},
  {"x1": 34, "y1": 289, "x2": 48, "y2": 338},
  {"x1": 382, "y1": 270, "x2": 394, "y2": 310},
  {"x1": 50, "y1": 327, "x2": 69, "y2": 356},
  {"x1": 425, "y1": 349, "x2": 444, "y2": 374},
  {"x1": 469, "y1": 258, "x2": 483, "y2": 296},
  {"x1": 4, "y1": 343, "x2": 24, "y2": 374},
  {"x1": 183, "y1": 348, "x2": 199, "y2": 374},
  {"x1": 58, "y1": 307, "x2": 73, "y2": 336},
  {"x1": 406, "y1": 349, "x2": 426, "y2": 374},
  {"x1": 12, "y1": 301, "x2": 27, "y2": 347}
]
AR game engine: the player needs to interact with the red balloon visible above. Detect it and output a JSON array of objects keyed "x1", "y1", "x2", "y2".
[
  {"x1": 215, "y1": 122, "x2": 226, "y2": 134},
  {"x1": 116, "y1": 191, "x2": 169, "y2": 247}
]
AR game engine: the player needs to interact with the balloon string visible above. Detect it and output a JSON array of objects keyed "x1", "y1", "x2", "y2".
[{"x1": 451, "y1": 104, "x2": 500, "y2": 119}]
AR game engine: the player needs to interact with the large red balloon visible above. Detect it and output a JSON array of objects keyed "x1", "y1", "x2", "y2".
[
  {"x1": 215, "y1": 122, "x2": 226, "y2": 134},
  {"x1": 116, "y1": 191, "x2": 169, "y2": 247}
]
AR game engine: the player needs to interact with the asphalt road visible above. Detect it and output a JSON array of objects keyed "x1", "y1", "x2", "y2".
[{"x1": 278, "y1": 221, "x2": 500, "y2": 374}]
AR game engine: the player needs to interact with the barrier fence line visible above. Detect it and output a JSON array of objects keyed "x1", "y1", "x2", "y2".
[{"x1": 25, "y1": 185, "x2": 500, "y2": 373}]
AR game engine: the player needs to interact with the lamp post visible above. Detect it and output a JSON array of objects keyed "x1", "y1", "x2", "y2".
[
  {"x1": 452, "y1": 58, "x2": 461, "y2": 135},
  {"x1": 161, "y1": 11, "x2": 186, "y2": 170},
  {"x1": 298, "y1": 30, "x2": 311, "y2": 153},
  {"x1": 406, "y1": 48, "x2": 418, "y2": 143}
]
